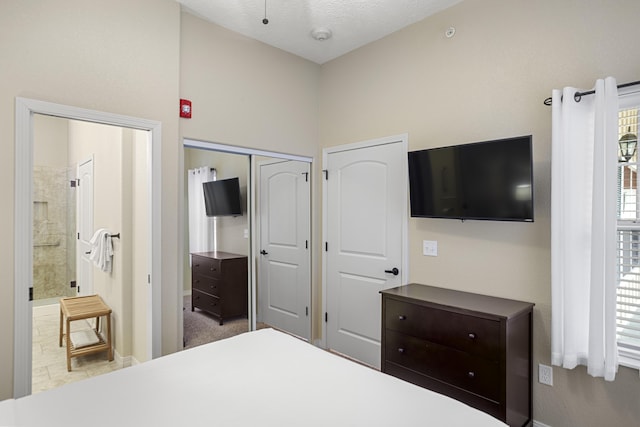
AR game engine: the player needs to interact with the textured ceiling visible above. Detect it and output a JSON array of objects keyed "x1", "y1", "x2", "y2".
[{"x1": 178, "y1": 0, "x2": 463, "y2": 64}]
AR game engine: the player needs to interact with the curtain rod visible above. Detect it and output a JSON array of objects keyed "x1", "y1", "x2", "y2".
[{"x1": 543, "y1": 79, "x2": 640, "y2": 106}]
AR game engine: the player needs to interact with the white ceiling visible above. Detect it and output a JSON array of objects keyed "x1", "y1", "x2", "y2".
[{"x1": 177, "y1": 0, "x2": 463, "y2": 64}]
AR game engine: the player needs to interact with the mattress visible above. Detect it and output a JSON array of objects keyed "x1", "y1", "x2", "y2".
[{"x1": 1, "y1": 328, "x2": 507, "y2": 426}]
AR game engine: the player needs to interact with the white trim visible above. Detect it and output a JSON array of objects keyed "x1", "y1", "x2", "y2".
[
  {"x1": 618, "y1": 346, "x2": 640, "y2": 371},
  {"x1": 113, "y1": 349, "x2": 135, "y2": 368},
  {"x1": 533, "y1": 420, "x2": 553, "y2": 427},
  {"x1": 184, "y1": 138, "x2": 313, "y2": 163},
  {"x1": 176, "y1": 141, "x2": 185, "y2": 352},
  {"x1": 249, "y1": 156, "x2": 258, "y2": 332},
  {"x1": 14, "y1": 97, "x2": 162, "y2": 398},
  {"x1": 320, "y1": 133, "x2": 409, "y2": 350}
]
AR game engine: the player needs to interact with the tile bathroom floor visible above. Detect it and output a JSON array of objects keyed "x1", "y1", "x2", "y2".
[{"x1": 32, "y1": 303, "x2": 123, "y2": 394}]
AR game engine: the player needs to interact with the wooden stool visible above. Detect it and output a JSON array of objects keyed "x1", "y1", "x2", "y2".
[{"x1": 59, "y1": 295, "x2": 113, "y2": 372}]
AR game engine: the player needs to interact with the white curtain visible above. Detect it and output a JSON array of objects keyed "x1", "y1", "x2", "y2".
[
  {"x1": 188, "y1": 166, "x2": 216, "y2": 256},
  {"x1": 551, "y1": 77, "x2": 619, "y2": 380}
]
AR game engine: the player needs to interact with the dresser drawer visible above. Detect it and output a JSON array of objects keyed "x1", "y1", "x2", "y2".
[
  {"x1": 192, "y1": 289, "x2": 221, "y2": 315},
  {"x1": 385, "y1": 330, "x2": 500, "y2": 402},
  {"x1": 384, "y1": 362, "x2": 502, "y2": 421},
  {"x1": 192, "y1": 275, "x2": 221, "y2": 297},
  {"x1": 192, "y1": 256, "x2": 221, "y2": 279},
  {"x1": 385, "y1": 298, "x2": 500, "y2": 359}
]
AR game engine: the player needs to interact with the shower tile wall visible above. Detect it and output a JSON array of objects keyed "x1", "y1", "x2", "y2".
[{"x1": 33, "y1": 165, "x2": 76, "y2": 301}]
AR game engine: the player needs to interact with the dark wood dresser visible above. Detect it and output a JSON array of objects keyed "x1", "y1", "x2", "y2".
[
  {"x1": 381, "y1": 283, "x2": 534, "y2": 427},
  {"x1": 191, "y1": 251, "x2": 248, "y2": 325}
]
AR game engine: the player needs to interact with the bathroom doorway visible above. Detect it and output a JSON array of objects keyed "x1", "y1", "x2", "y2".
[
  {"x1": 14, "y1": 97, "x2": 162, "y2": 398},
  {"x1": 31, "y1": 114, "x2": 151, "y2": 393}
]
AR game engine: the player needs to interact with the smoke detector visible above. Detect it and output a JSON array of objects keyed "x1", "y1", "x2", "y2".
[{"x1": 311, "y1": 27, "x2": 332, "y2": 41}]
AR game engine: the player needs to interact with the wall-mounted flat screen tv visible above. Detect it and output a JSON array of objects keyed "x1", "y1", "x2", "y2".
[
  {"x1": 203, "y1": 177, "x2": 243, "y2": 217},
  {"x1": 408, "y1": 135, "x2": 533, "y2": 222}
]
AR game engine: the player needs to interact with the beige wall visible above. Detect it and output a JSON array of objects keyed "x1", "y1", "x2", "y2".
[
  {"x1": 212, "y1": 153, "x2": 250, "y2": 257},
  {"x1": 318, "y1": 0, "x2": 640, "y2": 426},
  {"x1": 179, "y1": 12, "x2": 320, "y2": 158},
  {"x1": 34, "y1": 115, "x2": 68, "y2": 168},
  {"x1": 0, "y1": 0, "x2": 180, "y2": 399}
]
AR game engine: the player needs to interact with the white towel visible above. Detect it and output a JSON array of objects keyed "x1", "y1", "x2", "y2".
[
  {"x1": 89, "y1": 228, "x2": 114, "y2": 273},
  {"x1": 70, "y1": 329, "x2": 101, "y2": 349}
]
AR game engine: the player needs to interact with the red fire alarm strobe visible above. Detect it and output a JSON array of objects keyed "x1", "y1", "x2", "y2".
[{"x1": 180, "y1": 99, "x2": 192, "y2": 118}]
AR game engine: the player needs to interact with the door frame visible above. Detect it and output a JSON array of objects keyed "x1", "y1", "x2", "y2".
[
  {"x1": 14, "y1": 97, "x2": 162, "y2": 398},
  {"x1": 320, "y1": 133, "x2": 409, "y2": 349},
  {"x1": 181, "y1": 139, "x2": 313, "y2": 343}
]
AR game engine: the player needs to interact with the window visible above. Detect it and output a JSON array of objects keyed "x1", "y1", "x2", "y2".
[{"x1": 616, "y1": 102, "x2": 640, "y2": 367}]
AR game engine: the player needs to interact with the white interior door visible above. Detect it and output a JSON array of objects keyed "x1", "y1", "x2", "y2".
[
  {"x1": 325, "y1": 136, "x2": 407, "y2": 368},
  {"x1": 76, "y1": 157, "x2": 94, "y2": 296},
  {"x1": 258, "y1": 160, "x2": 311, "y2": 340}
]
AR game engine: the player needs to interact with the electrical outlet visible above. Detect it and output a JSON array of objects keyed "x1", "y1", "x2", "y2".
[{"x1": 539, "y1": 363, "x2": 553, "y2": 386}]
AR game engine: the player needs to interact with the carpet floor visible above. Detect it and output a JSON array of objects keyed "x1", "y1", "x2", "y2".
[{"x1": 183, "y1": 295, "x2": 266, "y2": 349}]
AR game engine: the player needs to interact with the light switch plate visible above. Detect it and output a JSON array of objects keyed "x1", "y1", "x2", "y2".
[{"x1": 423, "y1": 240, "x2": 438, "y2": 256}]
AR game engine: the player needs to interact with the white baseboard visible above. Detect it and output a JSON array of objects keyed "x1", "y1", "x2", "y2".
[
  {"x1": 113, "y1": 349, "x2": 139, "y2": 368},
  {"x1": 533, "y1": 420, "x2": 552, "y2": 427}
]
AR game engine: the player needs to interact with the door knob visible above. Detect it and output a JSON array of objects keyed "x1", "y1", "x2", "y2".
[
  {"x1": 385, "y1": 267, "x2": 399, "y2": 276},
  {"x1": 260, "y1": 250, "x2": 268, "y2": 255}
]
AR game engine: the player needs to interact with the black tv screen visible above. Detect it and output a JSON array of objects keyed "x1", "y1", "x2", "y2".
[
  {"x1": 408, "y1": 135, "x2": 533, "y2": 222},
  {"x1": 202, "y1": 177, "x2": 243, "y2": 217}
]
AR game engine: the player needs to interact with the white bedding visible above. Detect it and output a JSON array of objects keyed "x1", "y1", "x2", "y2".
[{"x1": 1, "y1": 328, "x2": 507, "y2": 426}]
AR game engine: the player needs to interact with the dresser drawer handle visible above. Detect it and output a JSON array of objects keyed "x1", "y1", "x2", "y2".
[
  {"x1": 194, "y1": 263, "x2": 200, "y2": 267},
  {"x1": 397, "y1": 348, "x2": 405, "y2": 354},
  {"x1": 468, "y1": 333, "x2": 476, "y2": 340},
  {"x1": 467, "y1": 371, "x2": 475, "y2": 378},
  {"x1": 398, "y1": 315, "x2": 407, "y2": 320}
]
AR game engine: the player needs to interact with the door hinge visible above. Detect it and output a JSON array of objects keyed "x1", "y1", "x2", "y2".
[
  {"x1": 148, "y1": 274, "x2": 151, "y2": 284},
  {"x1": 76, "y1": 178, "x2": 80, "y2": 186},
  {"x1": 70, "y1": 280, "x2": 76, "y2": 288},
  {"x1": 322, "y1": 169, "x2": 328, "y2": 180},
  {"x1": 325, "y1": 312, "x2": 328, "y2": 322},
  {"x1": 305, "y1": 240, "x2": 308, "y2": 249},
  {"x1": 77, "y1": 285, "x2": 81, "y2": 293},
  {"x1": 29, "y1": 287, "x2": 33, "y2": 302},
  {"x1": 77, "y1": 232, "x2": 80, "y2": 240},
  {"x1": 325, "y1": 242, "x2": 328, "y2": 252},
  {"x1": 306, "y1": 306, "x2": 309, "y2": 316},
  {"x1": 302, "y1": 172, "x2": 309, "y2": 182}
]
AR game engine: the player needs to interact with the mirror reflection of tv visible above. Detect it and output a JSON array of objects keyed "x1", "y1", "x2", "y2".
[
  {"x1": 202, "y1": 177, "x2": 243, "y2": 217},
  {"x1": 408, "y1": 135, "x2": 533, "y2": 222}
]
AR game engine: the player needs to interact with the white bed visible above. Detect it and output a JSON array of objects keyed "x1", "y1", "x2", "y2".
[{"x1": 0, "y1": 328, "x2": 507, "y2": 426}]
